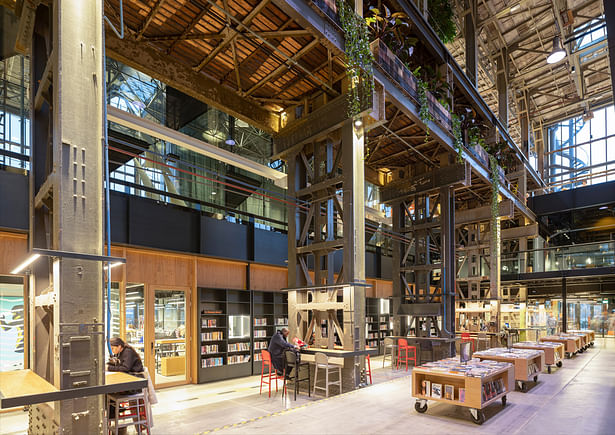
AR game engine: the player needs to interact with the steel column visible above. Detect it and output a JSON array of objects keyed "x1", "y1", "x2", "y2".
[
  {"x1": 496, "y1": 50, "x2": 508, "y2": 129},
  {"x1": 464, "y1": 0, "x2": 478, "y2": 86},
  {"x1": 28, "y1": 1, "x2": 105, "y2": 433},
  {"x1": 440, "y1": 186, "x2": 456, "y2": 355}
]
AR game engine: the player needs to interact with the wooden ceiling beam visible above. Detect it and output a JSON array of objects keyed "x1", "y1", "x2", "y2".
[
  {"x1": 145, "y1": 29, "x2": 312, "y2": 42},
  {"x1": 193, "y1": 0, "x2": 271, "y2": 72},
  {"x1": 105, "y1": 32, "x2": 280, "y2": 133},
  {"x1": 136, "y1": 0, "x2": 167, "y2": 41},
  {"x1": 167, "y1": 3, "x2": 214, "y2": 54}
]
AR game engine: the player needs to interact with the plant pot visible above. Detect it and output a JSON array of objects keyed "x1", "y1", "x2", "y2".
[
  {"x1": 370, "y1": 39, "x2": 417, "y2": 98},
  {"x1": 470, "y1": 144, "x2": 490, "y2": 167}
]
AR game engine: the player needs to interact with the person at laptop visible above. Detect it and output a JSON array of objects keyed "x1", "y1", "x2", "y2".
[{"x1": 268, "y1": 327, "x2": 298, "y2": 377}]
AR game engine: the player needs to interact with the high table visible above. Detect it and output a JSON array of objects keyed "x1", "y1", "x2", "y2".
[
  {"x1": 513, "y1": 341, "x2": 564, "y2": 373},
  {"x1": 0, "y1": 369, "x2": 147, "y2": 409},
  {"x1": 299, "y1": 347, "x2": 378, "y2": 391},
  {"x1": 390, "y1": 336, "x2": 456, "y2": 364}
]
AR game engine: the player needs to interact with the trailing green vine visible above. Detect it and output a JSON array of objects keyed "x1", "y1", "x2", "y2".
[
  {"x1": 489, "y1": 154, "x2": 500, "y2": 243},
  {"x1": 467, "y1": 125, "x2": 485, "y2": 150},
  {"x1": 451, "y1": 113, "x2": 463, "y2": 163},
  {"x1": 416, "y1": 76, "x2": 432, "y2": 138},
  {"x1": 337, "y1": 0, "x2": 375, "y2": 119},
  {"x1": 428, "y1": 0, "x2": 457, "y2": 44}
]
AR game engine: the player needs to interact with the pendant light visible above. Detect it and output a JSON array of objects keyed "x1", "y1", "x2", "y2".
[{"x1": 547, "y1": 36, "x2": 566, "y2": 64}]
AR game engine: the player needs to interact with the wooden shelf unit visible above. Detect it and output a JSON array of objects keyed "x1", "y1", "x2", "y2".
[
  {"x1": 473, "y1": 349, "x2": 545, "y2": 390},
  {"x1": 365, "y1": 297, "x2": 392, "y2": 353},
  {"x1": 411, "y1": 363, "x2": 514, "y2": 424},
  {"x1": 513, "y1": 342, "x2": 564, "y2": 372},
  {"x1": 540, "y1": 336, "x2": 580, "y2": 356}
]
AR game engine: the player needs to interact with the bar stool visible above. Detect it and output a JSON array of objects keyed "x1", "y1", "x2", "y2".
[
  {"x1": 477, "y1": 332, "x2": 490, "y2": 351},
  {"x1": 365, "y1": 354, "x2": 373, "y2": 385},
  {"x1": 282, "y1": 350, "x2": 311, "y2": 401},
  {"x1": 260, "y1": 350, "x2": 284, "y2": 398},
  {"x1": 313, "y1": 352, "x2": 342, "y2": 397},
  {"x1": 106, "y1": 388, "x2": 151, "y2": 435},
  {"x1": 396, "y1": 339, "x2": 417, "y2": 371},
  {"x1": 382, "y1": 337, "x2": 397, "y2": 369}
]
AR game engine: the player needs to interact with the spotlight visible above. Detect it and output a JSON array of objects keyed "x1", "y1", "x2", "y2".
[
  {"x1": 354, "y1": 118, "x2": 363, "y2": 128},
  {"x1": 547, "y1": 36, "x2": 566, "y2": 64}
]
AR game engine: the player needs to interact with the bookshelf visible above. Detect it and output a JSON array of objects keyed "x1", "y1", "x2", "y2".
[
  {"x1": 197, "y1": 288, "x2": 289, "y2": 383},
  {"x1": 411, "y1": 358, "x2": 514, "y2": 425},
  {"x1": 365, "y1": 298, "x2": 393, "y2": 353}
]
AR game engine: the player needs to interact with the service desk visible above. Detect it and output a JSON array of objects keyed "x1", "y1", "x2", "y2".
[{"x1": 0, "y1": 370, "x2": 147, "y2": 409}]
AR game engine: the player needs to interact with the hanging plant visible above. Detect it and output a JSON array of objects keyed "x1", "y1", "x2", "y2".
[
  {"x1": 467, "y1": 125, "x2": 485, "y2": 150},
  {"x1": 428, "y1": 0, "x2": 457, "y2": 44},
  {"x1": 489, "y1": 154, "x2": 500, "y2": 243},
  {"x1": 451, "y1": 113, "x2": 463, "y2": 163},
  {"x1": 365, "y1": 4, "x2": 417, "y2": 67},
  {"x1": 337, "y1": 0, "x2": 375, "y2": 119},
  {"x1": 414, "y1": 68, "x2": 432, "y2": 138}
]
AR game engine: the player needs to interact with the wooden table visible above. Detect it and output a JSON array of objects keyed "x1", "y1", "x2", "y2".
[
  {"x1": 0, "y1": 370, "x2": 147, "y2": 408},
  {"x1": 513, "y1": 342, "x2": 564, "y2": 373},
  {"x1": 540, "y1": 335, "x2": 580, "y2": 357},
  {"x1": 412, "y1": 360, "x2": 514, "y2": 425},
  {"x1": 473, "y1": 348, "x2": 545, "y2": 391},
  {"x1": 300, "y1": 347, "x2": 377, "y2": 366}
]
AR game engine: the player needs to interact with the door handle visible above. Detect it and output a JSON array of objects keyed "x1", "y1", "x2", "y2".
[{"x1": 151, "y1": 342, "x2": 154, "y2": 352}]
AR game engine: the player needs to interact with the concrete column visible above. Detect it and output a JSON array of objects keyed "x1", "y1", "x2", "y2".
[
  {"x1": 29, "y1": 1, "x2": 105, "y2": 433},
  {"x1": 464, "y1": 0, "x2": 478, "y2": 86}
]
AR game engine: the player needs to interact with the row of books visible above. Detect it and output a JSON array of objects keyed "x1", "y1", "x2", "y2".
[
  {"x1": 528, "y1": 362, "x2": 540, "y2": 376},
  {"x1": 482, "y1": 378, "x2": 506, "y2": 402},
  {"x1": 420, "y1": 357, "x2": 512, "y2": 378},
  {"x1": 202, "y1": 319, "x2": 219, "y2": 328},
  {"x1": 201, "y1": 344, "x2": 219, "y2": 354},
  {"x1": 366, "y1": 316, "x2": 376, "y2": 323},
  {"x1": 228, "y1": 355, "x2": 251, "y2": 365},
  {"x1": 379, "y1": 325, "x2": 389, "y2": 331},
  {"x1": 201, "y1": 357, "x2": 223, "y2": 368},
  {"x1": 367, "y1": 340, "x2": 379, "y2": 348},
  {"x1": 254, "y1": 318, "x2": 268, "y2": 326},
  {"x1": 254, "y1": 352, "x2": 263, "y2": 361},
  {"x1": 380, "y1": 316, "x2": 388, "y2": 322},
  {"x1": 367, "y1": 332, "x2": 380, "y2": 339},
  {"x1": 421, "y1": 381, "x2": 463, "y2": 402},
  {"x1": 275, "y1": 317, "x2": 288, "y2": 325},
  {"x1": 254, "y1": 330, "x2": 267, "y2": 338},
  {"x1": 202, "y1": 331, "x2": 224, "y2": 341},
  {"x1": 228, "y1": 342, "x2": 250, "y2": 352},
  {"x1": 254, "y1": 341, "x2": 268, "y2": 350}
]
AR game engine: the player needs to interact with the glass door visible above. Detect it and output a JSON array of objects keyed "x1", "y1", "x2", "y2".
[
  {"x1": 152, "y1": 289, "x2": 187, "y2": 386},
  {"x1": 125, "y1": 283, "x2": 146, "y2": 361}
]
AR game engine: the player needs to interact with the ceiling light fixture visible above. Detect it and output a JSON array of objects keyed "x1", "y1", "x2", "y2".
[
  {"x1": 547, "y1": 36, "x2": 566, "y2": 64},
  {"x1": 354, "y1": 118, "x2": 363, "y2": 128},
  {"x1": 510, "y1": 4, "x2": 520, "y2": 13},
  {"x1": 599, "y1": 206, "x2": 608, "y2": 210}
]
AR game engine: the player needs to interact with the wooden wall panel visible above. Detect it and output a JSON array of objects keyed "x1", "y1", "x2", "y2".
[
  {"x1": 374, "y1": 279, "x2": 393, "y2": 298},
  {"x1": 0, "y1": 232, "x2": 28, "y2": 274},
  {"x1": 250, "y1": 264, "x2": 287, "y2": 291},
  {"x1": 125, "y1": 249, "x2": 193, "y2": 287},
  {"x1": 196, "y1": 257, "x2": 247, "y2": 289}
]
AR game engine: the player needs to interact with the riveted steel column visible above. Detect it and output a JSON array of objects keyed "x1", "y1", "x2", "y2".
[{"x1": 29, "y1": 1, "x2": 105, "y2": 433}]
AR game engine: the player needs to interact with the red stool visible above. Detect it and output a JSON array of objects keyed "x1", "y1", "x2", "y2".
[
  {"x1": 259, "y1": 350, "x2": 285, "y2": 397},
  {"x1": 396, "y1": 339, "x2": 417, "y2": 371},
  {"x1": 461, "y1": 332, "x2": 475, "y2": 352},
  {"x1": 365, "y1": 354, "x2": 373, "y2": 385}
]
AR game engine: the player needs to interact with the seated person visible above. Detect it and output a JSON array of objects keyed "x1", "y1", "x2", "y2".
[
  {"x1": 267, "y1": 328, "x2": 298, "y2": 377},
  {"x1": 108, "y1": 337, "x2": 144, "y2": 374}
]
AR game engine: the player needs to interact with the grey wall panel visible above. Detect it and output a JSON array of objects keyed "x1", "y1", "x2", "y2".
[
  {"x1": 381, "y1": 255, "x2": 392, "y2": 280},
  {"x1": 129, "y1": 196, "x2": 200, "y2": 253},
  {"x1": 110, "y1": 193, "x2": 128, "y2": 244},
  {"x1": 0, "y1": 171, "x2": 28, "y2": 230},
  {"x1": 200, "y1": 216, "x2": 248, "y2": 260},
  {"x1": 253, "y1": 228, "x2": 287, "y2": 266}
]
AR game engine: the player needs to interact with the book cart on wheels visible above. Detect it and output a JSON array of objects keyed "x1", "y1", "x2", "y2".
[
  {"x1": 568, "y1": 330, "x2": 595, "y2": 347},
  {"x1": 563, "y1": 331, "x2": 591, "y2": 351},
  {"x1": 540, "y1": 335, "x2": 580, "y2": 358},
  {"x1": 411, "y1": 358, "x2": 514, "y2": 425},
  {"x1": 513, "y1": 341, "x2": 564, "y2": 373},
  {"x1": 472, "y1": 348, "x2": 545, "y2": 392}
]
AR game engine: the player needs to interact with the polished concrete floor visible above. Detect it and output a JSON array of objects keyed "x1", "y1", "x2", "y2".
[{"x1": 1, "y1": 338, "x2": 613, "y2": 434}]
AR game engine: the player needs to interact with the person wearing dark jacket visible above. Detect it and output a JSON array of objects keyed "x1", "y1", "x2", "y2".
[
  {"x1": 268, "y1": 328, "x2": 297, "y2": 376},
  {"x1": 108, "y1": 337, "x2": 144, "y2": 373}
]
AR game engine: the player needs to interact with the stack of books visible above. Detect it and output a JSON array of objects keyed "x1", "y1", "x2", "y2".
[
  {"x1": 474, "y1": 347, "x2": 542, "y2": 359},
  {"x1": 419, "y1": 357, "x2": 512, "y2": 378}
]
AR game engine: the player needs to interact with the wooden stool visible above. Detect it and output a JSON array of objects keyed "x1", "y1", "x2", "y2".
[
  {"x1": 313, "y1": 352, "x2": 342, "y2": 397},
  {"x1": 106, "y1": 389, "x2": 151, "y2": 435}
]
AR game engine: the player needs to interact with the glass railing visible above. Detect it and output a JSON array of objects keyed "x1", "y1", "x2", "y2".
[{"x1": 501, "y1": 241, "x2": 615, "y2": 275}]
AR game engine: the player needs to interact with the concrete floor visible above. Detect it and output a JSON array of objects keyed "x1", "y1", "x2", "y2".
[{"x1": 1, "y1": 338, "x2": 613, "y2": 434}]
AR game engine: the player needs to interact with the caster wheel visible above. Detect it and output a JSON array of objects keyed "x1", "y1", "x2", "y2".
[
  {"x1": 579, "y1": 348, "x2": 584, "y2": 354},
  {"x1": 533, "y1": 375, "x2": 538, "y2": 383},
  {"x1": 520, "y1": 382, "x2": 527, "y2": 392},
  {"x1": 415, "y1": 401, "x2": 428, "y2": 413},
  {"x1": 548, "y1": 366, "x2": 552, "y2": 374},
  {"x1": 501, "y1": 395, "x2": 507, "y2": 407},
  {"x1": 556, "y1": 361, "x2": 563, "y2": 368},
  {"x1": 470, "y1": 409, "x2": 485, "y2": 425}
]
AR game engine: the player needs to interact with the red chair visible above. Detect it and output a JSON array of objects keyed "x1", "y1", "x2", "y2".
[
  {"x1": 365, "y1": 354, "x2": 373, "y2": 385},
  {"x1": 259, "y1": 350, "x2": 284, "y2": 397},
  {"x1": 396, "y1": 339, "x2": 417, "y2": 371},
  {"x1": 461, "y1": 332, "x2": 475, "y2": 352}
]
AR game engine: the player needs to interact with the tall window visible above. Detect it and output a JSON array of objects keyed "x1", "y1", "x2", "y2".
[{"x1": 546, "y1": 104, "x2": 615, "y2": 190}]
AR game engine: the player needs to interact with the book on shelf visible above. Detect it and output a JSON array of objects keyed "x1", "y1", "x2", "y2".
[
  {"x1": 254, "y1": 352, "x2": 263, "y2": 361},
  {"x1": 379, "y1": 316, "x2": 387, "y2": 322},
  {"x1": 228, "y1": 355, "x2": 250, "y2": 365},
  {"x1": 254, "y1": 330, "x2": 267, "y2": 338},
  {"x1": 202, "y1": 357, "x2": 223, "y2": 368},
  {"x1": 254, "y1": 341, "x2": 268, "y2": 350},
  {"x1": 459, "y1": 388, "x2": 465, "y2": 403},
  {"x1": 527, "y1": 362, "x2": 539, "y2": 376},
  {"x1": 254, "y1": 318, "x2": 268, "y2": 326},
  {"x1": 201, "y1": 331, "x2": 223, "y2": 341},
  {"x1": 228, "y1": 342, "x2": 250, "y2": 352},
  {"x1": 421, "y1": 380, "x2": 431, "y2": 397},
  {"x1": 431, "y1": 383, "x2": 442, "y2": 399},
  {"x1": 201, "y1": 344, "x2": 219, "y2": 354},
  {"x1": 481, "y1": 378, "x2": 506, "y2": 403},
  {"x1": 275, "y1": 317, "x2": 288, "y2": 326},
  {"x1": 444, "y1": 385, "x2": 454, "y2": 401},
  {"x1": 366, "y1": 316, "x2": 375, "y2": 323},
  {"x1": 202, "y1": 319, "x2": 217, "y2": 328}
]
